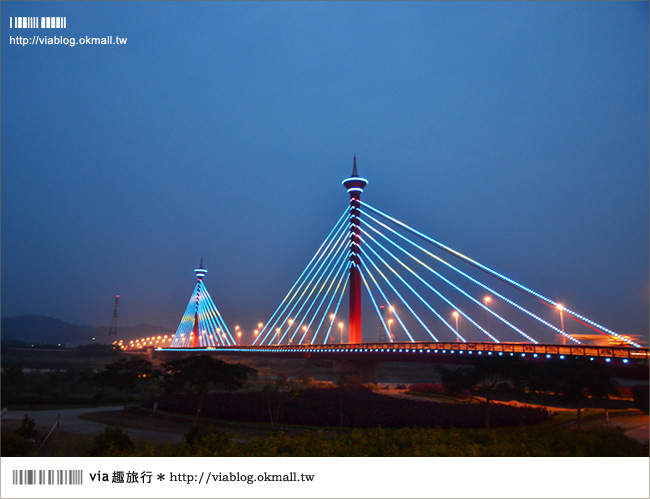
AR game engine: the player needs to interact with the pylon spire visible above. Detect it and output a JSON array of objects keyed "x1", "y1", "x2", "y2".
[
  {"x1": 195, "y1": 258, "x2": 207, "y2": 280},
  {"x1": 352, "y1": 155, "x2": 358, "y2": 177}
]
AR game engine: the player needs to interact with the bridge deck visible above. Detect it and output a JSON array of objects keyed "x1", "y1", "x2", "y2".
[{"x1": 155, "y1": 341, "x2": 648, "y2": 364}]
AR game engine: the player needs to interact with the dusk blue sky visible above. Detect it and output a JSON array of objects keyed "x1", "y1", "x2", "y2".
[{"x1": 2, "y1": 1, "x2": 648, "y2": 344}]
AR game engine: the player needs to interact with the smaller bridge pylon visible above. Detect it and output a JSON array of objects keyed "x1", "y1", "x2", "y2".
[{"x1": 170, "y1": 259, "x2": 235, "y2": 348}]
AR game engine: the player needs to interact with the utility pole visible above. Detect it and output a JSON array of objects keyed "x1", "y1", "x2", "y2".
[{"x1": 108, "y1": 295, "x2": 119, "y2": 336}]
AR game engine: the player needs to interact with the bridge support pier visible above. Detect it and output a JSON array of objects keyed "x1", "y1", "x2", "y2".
[{"x1": 333, "y1": 359, "x2": 378, "y2": 385}]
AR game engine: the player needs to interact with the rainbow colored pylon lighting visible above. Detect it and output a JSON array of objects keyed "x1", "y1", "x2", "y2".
[{"x1": 170, "y1": 259, "x2": 235, "y2": 348}]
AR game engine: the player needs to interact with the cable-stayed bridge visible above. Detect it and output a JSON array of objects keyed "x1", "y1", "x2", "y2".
[{"x1": 149, "y1": 160, "x2": 648, "y2": 379}]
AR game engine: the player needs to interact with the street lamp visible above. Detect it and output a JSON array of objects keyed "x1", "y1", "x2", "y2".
[
  {"x1": 388, "y1": 318, "x2": 393, "y2": 340},
  {"x1": 338, "y1": 322, "x2": 344, "y2": 344},
  {"x1": 452, "y1": 311, "x2": 460, "y2": 341},
  {"x1": 276, "y1": 327, "x2": 281, "y2": 345},
  {"x1": 556, "y1": 304, "x2": 565, "y2": 344},
  {"x1": 483, "y1": 296, "x2": 491, "y2": 332},
  {"x1": 237, "y1": 331, "x2": 241, "y2": 345}
]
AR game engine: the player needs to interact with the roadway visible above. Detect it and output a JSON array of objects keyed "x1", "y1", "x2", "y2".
[{"x1": 1, "y1": 406, "x2": 185, "y2": 443}]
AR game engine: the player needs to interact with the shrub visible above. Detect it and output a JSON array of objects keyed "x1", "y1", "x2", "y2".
[
  {"x1": 148, "y1": 386, "x2": 550, "y2": 429},
  {"x1": 15, "y1": 415, "x2": 39, "y2": 440},
  {"x1": 184, "y1": 425, "x2": 230, "y2": 449},
  {"x1": 87, "y1": 426, "x2": 135, "y2": 456},
  {"x1": 632, "y1": 385, "x2": 649, "y2": 414},
  {"x1": 617, "y1": 386, "x2": 634, "y2": 398},
  {"x1": 408, "y1": 383, "x2": 470, "y2": 399},
  {"x1": 1, "y1": 432, "x2": 31, "y2": 456}
]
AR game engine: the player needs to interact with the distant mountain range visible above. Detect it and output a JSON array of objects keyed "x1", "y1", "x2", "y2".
[{"x1": 1, "y1": 315, "x2": 172, "y2": 346}]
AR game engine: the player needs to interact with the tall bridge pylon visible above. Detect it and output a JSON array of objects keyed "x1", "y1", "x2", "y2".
[
  {"x1": 251, "y1": 161, "x2": 642, "y2": 349},
  {"x1": 170, "y1": 260, "x2": 235, "y2": 348},
  {"x1": 342, "y1": 157, "x2": 368, "y2": 343}
]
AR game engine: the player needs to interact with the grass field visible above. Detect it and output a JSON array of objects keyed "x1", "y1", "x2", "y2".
[{"x1": 4, "y1": 402, "x2": 646, "y2": 457}]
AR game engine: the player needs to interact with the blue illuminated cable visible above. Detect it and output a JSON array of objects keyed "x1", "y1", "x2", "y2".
[
  {"x1": 195, "y1": 292, "x2": 207, "y2": 347},
  {"x1": 361, "y1": 245, "x2": 438, "y2": 342},
  {"x1": 360, "y1": 210, "x2": 564, "y2": 342},
  {"x1": 197, "y1": 281, "x2": 230, "y2": 345},
  {"x1": 360, "y1": 201, "x2": 635, "y2": 347},
  {"x1": 200, "y1": 287, "x2": 229, "y2": 346},
  {"x1": 270, "y1": 227, "x2": 349, "y2": 345},
  {"x1": 196, "y1": 300, "x2": 208, "y2": 348},
  {"x1": 256, "y1": 210, "x2": 348, "y2": 345},
  {"x1": 200, "y1": 293, "x2": 222, "y2": 347},
  {"x1": 291, "y1": 252, "x2": 347, "y2": 344},
  {"x1": 172, "y1": 287, "x2": 198, "y2": 347},
  {"x1": 178, "y1": 285, "x2": 198, "y2": 339},
  {"x1": 201, "y1": 305, "x2": 217, "y2": 347},
  {"x1": 257, "y1": 213, "x2": 349, "y2": 345},
  {"x1": 255, "y1": 208, "x2": 348, "y2": 345},
  {"x1": 203, "y1": 285, "x2": 235, "y2": 345},
  {"x1": 185, "y1": 283, "x2": 201, "y2": 346},
  {"x1": 196, "y1": 285, "x2": 207, "y2": 348},
  {"x1": 359, "y1": 267, "x2": 393, "y2": 342},
  {"x1": 322, "y1": 268, "x2": 350, "y2": 345},
  {"x1": 210, "y1": 298, "x2": 235, "y2": 345},
  {"x1": 296, "y1": 252, "x2": 349, "y2": 345},
  {"x1": 360, "y1": 257, "x2": 415, "y2": 342},
  {"x1": 297, "y1": 252, "x2": 349, "y2": 345},
  {"x1": 359, "y1": 223, "x2": 496, "y2": 343},
  {"x1": 182, "y1": 282, "x2": 203, "y2": 347},
  {"x1": 197, "y1": 282, "x2": 220, "y2": 343},
  {"x1": 268, "y1": 228, "x2": 350, "y2": 345},
  {"x1": 290, "y1": 249, "x2": 349, "y2": 344},
  {"x1": 360, "y1": 200, "x2": 545, "y2": 293},
  {"x1": 284, "y1": 236, "x2": 350, "y2": 345},
  {"x1": 201, "y1": 299, "x2": 222, "y2": 347},
  {"x1": 361, "y1": 236, "x2": 460, "y2": 341},
  {"x1": 313, "y1": 261, "x2": 351, "y2": 345},
  {"x1": 360, "y1": 212, "x2": 576, "y2": 345},
  {"x1": 361, "y1": 222, "x2": 538, "y2": 344},
  {"x1": 258, "y1": 226, "x2": 347, "y2": 347},
  {"x1": 196, "y1": 282, "x2": 220, "y2": 346}
]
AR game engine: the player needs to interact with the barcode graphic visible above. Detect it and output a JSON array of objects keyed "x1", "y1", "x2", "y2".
[
  {"x1": 9, "y1": 17, "x2": 67, "y2": 29},
  {"x1": 12, "y1": 470, "x2": 83, "y2": 485}
]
